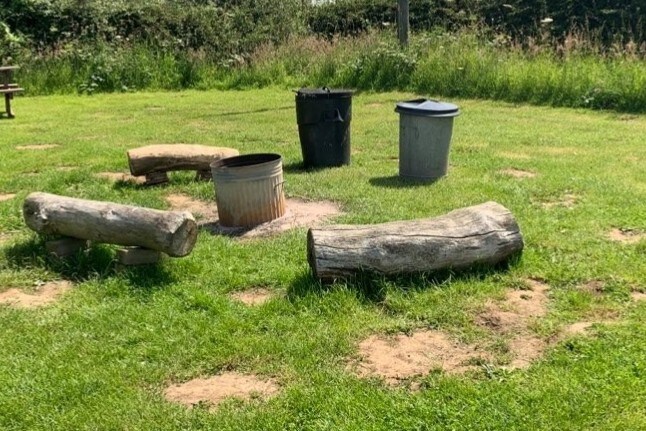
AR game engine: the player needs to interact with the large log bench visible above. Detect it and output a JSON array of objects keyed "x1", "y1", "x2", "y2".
[
  {"x1": 0, "y1": 66, "x2": 23, "y2": 118},
  {"x1": 127, "y1": 144, "x2": 239, "y2": 185},
  {"x1": 23, "y1": 192, "x2": 198, "y2": 265}
]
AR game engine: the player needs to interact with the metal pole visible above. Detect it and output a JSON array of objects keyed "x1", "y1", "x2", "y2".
[{"x1": 397, "y1": 0, "x2": 410, "y2": 46}]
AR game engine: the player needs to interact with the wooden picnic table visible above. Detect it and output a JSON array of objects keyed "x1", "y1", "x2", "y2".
[{"x1": 0, "y1": 65, "x2": 24, "y2": 118}]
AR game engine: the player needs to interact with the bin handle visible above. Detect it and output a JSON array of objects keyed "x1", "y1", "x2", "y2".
[{"x1": 322, "y1": 109, "x2": 344, "y2": 123}]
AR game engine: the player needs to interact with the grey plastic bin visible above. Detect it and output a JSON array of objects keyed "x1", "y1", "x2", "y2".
[{"x1": 395, "y1": 99, "x2": 460, "y2": 180}]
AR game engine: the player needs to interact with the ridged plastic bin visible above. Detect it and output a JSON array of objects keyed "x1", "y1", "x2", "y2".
[{"x1": 210, "y1": 154, "x2": 285, "y2": 227}]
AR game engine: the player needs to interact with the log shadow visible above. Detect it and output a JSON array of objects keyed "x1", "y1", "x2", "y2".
[
  {"x1": 214, "y1": 105, "x2": 293, "y2": 117},
  {"x1": 288, "y1": 257, "x2": 521, "y2": 304},
  {"x1": 282, "y1": 161, "x2": 332, "y2": 174},
  {"x1": 369, "y1": 175, "x2": 441, "y2": 189},
  {"x1": 2, "y1": 237, "x2": 176, "y2": 289}
]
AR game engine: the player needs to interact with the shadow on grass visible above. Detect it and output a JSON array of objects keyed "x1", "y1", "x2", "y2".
[
  {"x1": 2, "y1": 237, "x2": 176, "y2": 291},
  {"x1": 282, "y1": 161, "x2": 334, "y2": 174},
  {"x1": 288, "y1": 256, "x2": 521, "y2": 304},
  {"x1": 369, "y1": 175, "x2": 441, "y2": 189},
  {"x1": 215, "y1": 105, "x2": 293, "y2": 117}
]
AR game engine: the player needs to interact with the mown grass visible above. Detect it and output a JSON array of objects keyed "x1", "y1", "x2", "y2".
[
  {"x1": 0, "y1": 89, "x2": 645, "y2": 430},
  {"x1": 18, "y1": 31, "x2": 646, "y2": 113}
]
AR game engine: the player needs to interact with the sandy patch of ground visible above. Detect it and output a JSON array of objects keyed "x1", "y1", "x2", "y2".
[
  {"x1": 0, "y1": 193, "x2": 16, "y2": 202},
  {"x1": 56, "y1": 166, "x2": 77, "y2": 172},
  {"x1": 536, "y1": 147, "x2": 581, "y2": 156},
  {"x1": 164, "y1": 372, "x2": 279, "y2": 409},
  {"x1": 95, "y1": 172, "x2": 146, "y2": 185},
  {"x1": 579, "y1": 280, "x2": 605, "y2": 295},
  {"x1": 15, "y1": 144, "x2": 60, "y2": 150},
  {"x1": 499, "y1": 152, "x2": 532, "y2": 160},
  {"x1": 230, "y1": 287, "x2": 276, "y2": 306},
  {"x1": 607, "y1": 228, "x2": 645, "y2": 244},
  {"x1": 0, "y1": 232, "x2": 16, "y2": 244},
  {"x1": 500, "y1": 168, "x2": 537, "y2": 179},
  {"x1": 540, "y1": 193, "x2": 578, "y2": 209},
  {"x1": 203, "y1": 198, "x2": 342, "y2": 239},
  {"x1": 631, "y1": 291, "x2": 646, "y2": 301},
  {"x1": 166, "y1": 194, "x2": 218, "y2": 221},
  {"x1": 365, "y1": 103, "x2": 384, "y2": 108},
  {"x1": 0, "y1": 281, "x2": 72, "y2": 308},
  {"x1": 353, "y1": 330, "x2": 490, "y2": 384}
]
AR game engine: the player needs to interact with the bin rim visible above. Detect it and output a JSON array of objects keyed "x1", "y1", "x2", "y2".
[
  {"x1": 295, "y1": 87, "x2": 353, "y2": 99},
  {"x1": 395, "y1": 98, "x2": 460, "y2": 117}
]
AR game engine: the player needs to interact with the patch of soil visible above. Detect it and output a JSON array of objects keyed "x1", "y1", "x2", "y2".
[
  {"x1": 499, "y1": 152, "x2": 531, "y2": 160},
  {"x1": 95, "y1": 172, "x2": 146, "y2": 185},
  {"x1": 537, "y1": 147, "x2": 581, "y2": 156},
  {"x1": 631, "y1": 291, "x2": 646, "y2": 302},
  {"x1": 203, "y1": 198, "x2": 342, "y2": 239},
  {"x1": 541, "y1": 193, "x2": 577, "y2": 209},
  {"x1": 0, "y1": 193, "x2": 16, "y2": 202},
  {"x1": 477, "y1": 279, "x2": 550, "y2": 369},
  {"x1": 561, "y1": 321, "x2": 595, "y2": 336},
  {"x1": 579, "y1": 280, "x2": 605, "y2": 295},
  {"x1": 164, "y1": 372, "x2": 279, "y2": 409},
  {"x1": 15, "y1": 144, "x2": 60, "y2": 150},
  {"x1": 365, "y1": 103, "x2": 384, "y2": 108},
  {"x1": 353, "y1": 330, "x2": 490, "y2": 384},
  {"x1": 0, "y1": 281, "x2": 72, "y2": 308},
  {"x1": 56, "y1": 166, "x2": 77, "y2": 172},
  {"x1": 607, "y1": 228, "x2": 645, "y2": 244},
  {"x1": 0, "y1": 232, "x2": 15, "y2": 244},
  {"x1": 500, "y1": 168, "x2": 537, "y2": 179},
  {"x1": 230, "y1": 287, "x2": 275, "y2": 306},
  {"x1": 166, "y1": 194, "x2": 217, "y2": 221}
]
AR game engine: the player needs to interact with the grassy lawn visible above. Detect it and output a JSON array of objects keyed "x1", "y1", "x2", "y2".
[{"x1": 0, "y1": 88, "x2": 645, "y2": 430}]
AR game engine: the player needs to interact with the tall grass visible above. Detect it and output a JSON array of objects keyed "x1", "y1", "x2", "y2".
[{"x1": 18, "y1": 30, "x2": 646, "y2": 112}]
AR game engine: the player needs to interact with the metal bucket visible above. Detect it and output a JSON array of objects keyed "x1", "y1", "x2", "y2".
[{"x1": 210, "y1": 153, "x2": 285, "y2": 227}]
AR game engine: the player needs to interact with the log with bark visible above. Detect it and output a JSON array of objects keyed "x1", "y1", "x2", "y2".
[
  {"x1": 307, "y1": 201, "x2": 523, "y2": 281},
  {"x1": 127, "y1": 144, "x2": 239, "y2": 177},
  {"x1": 23, "y1": 192, "x2": 197, "y2": 257}
]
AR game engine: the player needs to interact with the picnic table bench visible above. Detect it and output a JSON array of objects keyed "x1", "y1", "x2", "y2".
[{"x1": 0, "y1": 66, "x2": 24, "y2": 118}]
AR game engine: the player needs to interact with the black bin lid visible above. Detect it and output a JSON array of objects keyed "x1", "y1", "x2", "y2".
[
  {"x1": 296, "y1": 87, "x2": 353, "y2": 99},
  {"x1": 395, "y1": 99, "x2": 460, "y2": 117}
]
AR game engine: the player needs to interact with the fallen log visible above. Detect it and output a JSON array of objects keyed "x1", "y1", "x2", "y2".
[
  {"x1": 23, "y1": 192, "x2": 197, "y2": 257},
  {"x1": 127, "y1": 144, "x2": 239, "y2": 177},
  {"x1": 307, "y1": 201, "x2": 523, "y2": 281}
]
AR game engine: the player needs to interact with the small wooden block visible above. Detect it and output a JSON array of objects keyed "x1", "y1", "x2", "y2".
[
  {"x1": 46, "y1": 238, "x2": 88, "y2": 258},
  {"x1": 144, "y1": 171, "x2": 170, "y2": 186},
  {"x1": 195, "y1": 169, "x2": 212, "y2": 181},
  {"x1": 116, "y1": 247, "x2": 162, "y2": 266}
]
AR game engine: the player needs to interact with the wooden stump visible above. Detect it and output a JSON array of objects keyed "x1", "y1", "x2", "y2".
[
  {"x1": 116, "y1": 247, "x2": 162, "y2": 265},
  {"x1": 307, "y1": 201, "x2": 523, "y2": 281},
  {"x1": 23, "y1": 192, "x2": 197, "y2": 257}
]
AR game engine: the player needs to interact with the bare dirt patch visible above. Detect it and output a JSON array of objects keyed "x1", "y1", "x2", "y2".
[
  {"x1": 500, "y1": 168, "x2": 537, "y2": 179},
  {"x1": 540, "y1": 193, "x2": 578, "y2": 209},
  {"x1": 499, "y1": 152, "x2": 532, "y2": 160},
  {"x1": 56, "y1": 166, "x2": 77, "y2": 172},
  {"x1": 0, "y1": 281, "x2": 72, "y2": 308},
  {"x1": 204, "y1": 198, "x2": 342, "y2": 239},
  {"x1": 15, "y1": 144, "x2": 60, "y2": 150},
  {"x1": 579, "y1": 280, "x2": 605, "y2": 295},
  {"x1": 166, "y1": 194, "x2": 217, "y2": 221},
  {"x1": 537, "y1": 147, "x2": 581, "y2": 156},
  {"x1": 353, "y1": 330, "x2": 490, "y2": 384},
  {"x1": 607, "y1": 228, "x2": 645, "y2": 244},
  {"x1": 476, "y1": 279, "x2": 550, "y2": 369},
  {"x1": 631, "y1": 291, "x2": 646, "y2": 302},
  {"x1": 0, "y1": 232, "x2": 16, "y2": 244},
  {"x1": 230, "y1": 287, "x2": 275, "y2": 306},
  {"x1": 164, "y1": 372, "x2": 279, "y2": 409},
  {"x1": 0, "y1": 193, "x2": 16, "y2": 202},
  {"x1": 95, "y1": 172, "x2": 146, "y2": 185}
]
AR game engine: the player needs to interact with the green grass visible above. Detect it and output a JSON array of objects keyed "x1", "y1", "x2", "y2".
[{"x1": 0, "y1": 89, "x2": 645, "y2": 430}]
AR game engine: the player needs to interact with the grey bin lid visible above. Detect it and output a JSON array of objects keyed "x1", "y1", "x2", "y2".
[
  {"x1": 395, "y1": 99, "x2": 460, "y2": 117},
  {"x1": 296, "y1": 87, "x2": 353, "y2": 99}
]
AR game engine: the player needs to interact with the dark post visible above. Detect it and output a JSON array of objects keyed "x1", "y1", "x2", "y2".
[{"x1": 397, "y1": 0, "x2": 410, "y2": 46}]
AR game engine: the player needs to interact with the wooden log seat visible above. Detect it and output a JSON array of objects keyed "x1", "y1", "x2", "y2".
[
  {"x1": 307, "y1": 201, "x2": 524, "y2": 281},
  {"x1": 23, "y1": 192, "x2": 198, "y2": 258},
  {"x1": 127, "y1": 144, "x2": 239, "y2": 185}
]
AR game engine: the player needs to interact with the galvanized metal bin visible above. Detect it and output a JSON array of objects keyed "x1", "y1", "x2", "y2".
[
  {"x1": 395, "y1": 99, "x2": 460, "y2": 180},
  {"x1": 210, "y1": 153, "x2": 285, "y2": 227}
]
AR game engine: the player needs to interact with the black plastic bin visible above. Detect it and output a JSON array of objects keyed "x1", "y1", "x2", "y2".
[{"x1": 295, "y1": 88, "x2": 353, "y2": 168}]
